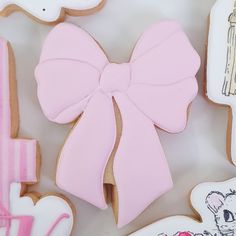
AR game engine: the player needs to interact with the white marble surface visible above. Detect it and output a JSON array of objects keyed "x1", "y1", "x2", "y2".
[{"x1": 0, "y1": 0, "x2": 235, "y2": 235}]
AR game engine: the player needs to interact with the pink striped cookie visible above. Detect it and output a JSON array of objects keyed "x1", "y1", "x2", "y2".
[
  {"x1": 0, "y1": 39, "x2": 39, "y2": 221},
  {"x1": 0, "y1": 39, "x2": 74, "y2": 236}
]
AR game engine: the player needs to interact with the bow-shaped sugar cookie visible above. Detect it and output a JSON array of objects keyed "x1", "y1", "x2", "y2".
[{"x1": 35, "y1": 22, "x2": 200, "y2": 227}]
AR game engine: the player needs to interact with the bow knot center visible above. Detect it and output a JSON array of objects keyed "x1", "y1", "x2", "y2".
[{"x1": 100, "y1": 63, "x2": 130, "y2": 93}]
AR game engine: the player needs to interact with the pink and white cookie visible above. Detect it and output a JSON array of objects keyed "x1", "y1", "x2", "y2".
[
  {"x1": 130, "y1": 177, "x2": 236, "y2": 236},
  {"x1": 206, "y1": 0, "x2": 236, "y2": 165},
  {"x1": 35, "y1": 21, "x2": 200, "y2": 227},
  {"x1": 0, "y1": 0, "x2": 105, "y2": 24},
  {"x1": 0, "y1": 183, "x2": 74, "y2": 236},
  {"x1": 0, "y1": 38, "x2": 74, "y2": 236}
]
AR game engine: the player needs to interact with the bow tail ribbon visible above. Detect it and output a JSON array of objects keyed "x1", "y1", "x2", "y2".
[
  {"x1": 56, "y1": 90, "x2": 173, "y2": 227},
  {"x1": 113, "y1": 92, "x2": 173, "y2": 227},
  {"x1": 56, "y1": 91, "x2": 116, "y2": 209}
]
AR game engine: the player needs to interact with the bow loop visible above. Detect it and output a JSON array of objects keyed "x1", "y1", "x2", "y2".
[
  {"x1": 35, "y1": 23, "x2": 110, "y2": 124},
  {"x1": 131, "y1": 21, "x2": 200, "y2": 85},
  {"x1": 40, "y1": 23, "x2": 108, "y2": 71},
  {"x1": 35, "y1": 60, "x2": 100, "y2": 124},
  {"x1": 131, "y1": 21, "x2": 182, "y2": 60},
  {"x1": 128, "y1": 21, "x2": 200, "y2": 133}
]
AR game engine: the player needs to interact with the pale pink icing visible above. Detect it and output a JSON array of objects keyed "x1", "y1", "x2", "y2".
[
  {"x1": 35, "y1": 22, "x2": 200, "y2": 227},
  {"x1": 0, "y1": 38, "x2": 37, "y2": 226},
  {"x1": 56, "y1": 91, "x2": 116, "y2": 209}
]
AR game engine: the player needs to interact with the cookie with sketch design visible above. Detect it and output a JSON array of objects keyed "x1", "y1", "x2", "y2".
[
  {"x1": 130, "y1": 177, "x2": 236, "y2": 236},
  {"x1": 206, "y1": 0, "x2": 236, "y2": 165}
]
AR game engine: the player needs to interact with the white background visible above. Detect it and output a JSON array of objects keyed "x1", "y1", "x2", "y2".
[{"x1": 0, "y1": 0, "x2": 235, "y2": 235}]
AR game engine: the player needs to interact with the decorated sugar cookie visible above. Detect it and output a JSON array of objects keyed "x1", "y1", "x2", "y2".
[
  {"x1": 130, "y1": 177, "x2": 236, "y2": 236},
  {"x1": 35, "y1": 22, "x2": 200, "y2": 227},
  {"x1": 0, "y1": 0, "x2": 105, "y2": 24},
  {"x1": 0, "y1": 38, "x2": 74, "y2": 236},
  {"x1": 0, "y1": 183, "x2": 73, "y2": 236},
  {"x1": 207, "y1": 0, "x2": 236, "y2": 165}
]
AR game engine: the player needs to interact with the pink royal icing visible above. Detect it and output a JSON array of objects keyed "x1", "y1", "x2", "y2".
[
  {"x1": 5, "y1": 183, "x2": 74, "y2": 236},
  {"x1": 45, "y1": 214, "x2": 70, "y2": 236},
  {"x1": 0, "y1": 38, "x2": 37, "y2": 226},
  {"x1": 0, "y1": 202, "x2": 70, "y2": 236},
  {"x1": 35, "y1": 22, "x2": 200, "y2": 227},
  {"x1": 0, "y1": 204, "x2": 33, "y2": 236}
]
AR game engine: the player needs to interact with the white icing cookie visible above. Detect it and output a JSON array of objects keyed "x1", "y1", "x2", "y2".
[
  {"x1": 0, "y1": 0, "x2": 104, "y2": 23},
  {"x1": 130, "y1": 178, "x2": 236, "y2": 236},
  {"x1": 0, "y1": 183, "x2": 74, "y2": 236},
  {"x1": 207, "y1": 0, "x2": 236, "y2": 164}
]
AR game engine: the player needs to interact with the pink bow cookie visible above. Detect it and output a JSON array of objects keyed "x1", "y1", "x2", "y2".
[{"x1": 35, "y1": 22, "x2": 200, "y2": 227}]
